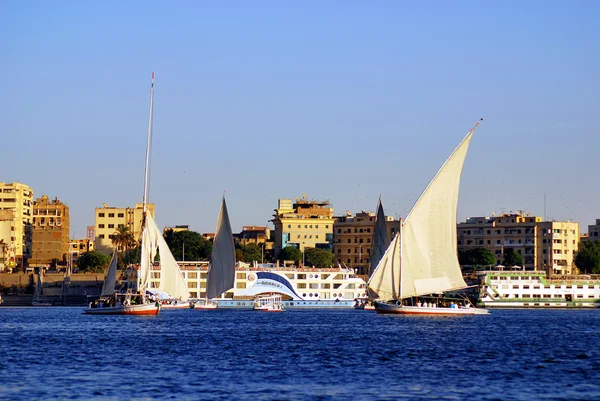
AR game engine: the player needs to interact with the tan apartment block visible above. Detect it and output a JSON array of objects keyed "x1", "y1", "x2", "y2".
[
  {"x1": 30, "y1": 195, "x2": 70, "y2": 266},
  {"x1": 271, "y1": 196, "x2": 335, "y2": 260},
  {"x1": 0, "y1": 182, "x2": 33, "y2": 267},
  {"x1": 94, "y1": 203, "x2": 155, "y2": 254},
  {"x1": 457, "y1": 212, "x2": 579, "y2": 274},
  {"x1": 333, "y1": 211, "x2": 400, "y2": 275}
]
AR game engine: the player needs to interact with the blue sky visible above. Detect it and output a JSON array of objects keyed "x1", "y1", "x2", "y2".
[{"x1": 1, "y1": 1, "x2": 599, "y2": 236}]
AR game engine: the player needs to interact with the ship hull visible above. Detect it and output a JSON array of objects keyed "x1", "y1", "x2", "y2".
[
  {"x1": 374, "y1": 301, "x2": 487, "y2": 315},
  {"x1": 83, "y1": 303, "x2": 160, "y2": 315}
]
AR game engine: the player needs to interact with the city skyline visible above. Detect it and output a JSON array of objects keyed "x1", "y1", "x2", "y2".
[{"x1": 2, "y1": 1, "x2": 599, "y2": 236}]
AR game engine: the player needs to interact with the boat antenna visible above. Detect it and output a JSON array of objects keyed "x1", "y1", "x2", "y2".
[{"x1": 142, "y1": 72, "x2": 155, "y2": 225}]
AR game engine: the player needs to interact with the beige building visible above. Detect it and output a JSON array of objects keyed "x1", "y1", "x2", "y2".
[
  {"x1": 333, "y1": 211, "x2": 401, "y2": 275},
  {"x1": 457, "y1": 212, "x2": 579, "y2": 274},
  {"x1": 0, "y1": 182, "x2": 33, "y2": 267},
  {"x1": 94, "y1": 203, "x2": 155, "y2": 253},
  {"x1": 30, "y1": 195, "x2": 70, "y2": 266},
  {"x1": 271, "y1": 196, "x2": 335, "y2": 260}
]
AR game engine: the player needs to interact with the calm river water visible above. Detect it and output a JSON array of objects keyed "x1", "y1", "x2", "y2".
[{"x1": 0, "y1": 307, "x2": 599, "y2": 400}]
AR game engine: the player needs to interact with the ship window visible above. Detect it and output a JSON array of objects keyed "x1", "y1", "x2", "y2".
[
  {"x1": 236, "y1": 273, "x2": 246, "y2": 279},
  {"x1": 188, "y1": 272, "x2": 198, "y2": 279},
  {"x1": 187, "y1": 282, "x2": 197, "y2": 288},
  {"x1": 321, "y1": 283, "x2": 331, "y2": 289},
  {"x1": 512, "y1": 285, "x2": 519, "y2": 289},
  {"x1": 297, "y1": 274, "x2": 306, "y2": 279},
  {"x1": 236, "y1": 282, "x2": 247, "y2": 289}
]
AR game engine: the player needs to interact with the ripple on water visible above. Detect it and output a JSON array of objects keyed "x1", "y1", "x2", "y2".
[{"x1": 0, "y1": 308, "x2": 600, "y2": 400}]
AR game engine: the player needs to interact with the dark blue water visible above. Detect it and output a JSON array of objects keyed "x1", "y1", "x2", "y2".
[{"x1": 1, "y1": 308, "x2": 599, "y2": 401}]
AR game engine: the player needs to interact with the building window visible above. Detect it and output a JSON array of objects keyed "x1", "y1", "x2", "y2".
[
  {"x1": 99, "y1": 234, "x2": 105, "y2": 239},
  {"x1": 98, "y1": 213, "x2": 105, "y2": 218},
  {"x1": 108, "y1": 213, "x2": 114, "y2": 218},
  {"x1": 108, "y1": 224, "x2": 114, "y2": 229},
  {"x1": 118, "y1": 213, "x2": 124, "y2": 218},
  {"x1": 288, "y1": 225, "x2": 291, "y2": 229},
  {"x1": 99, "y1": 224, "x2": 105, "y2": 229},
  {"x1": 325, "y1": 225, "x2": 329, "y2": 229},
  {"x1": 337, "y1": 229, "x2": 341, "y2": 233}
]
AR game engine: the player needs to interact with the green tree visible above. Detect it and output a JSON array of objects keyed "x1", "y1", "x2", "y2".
[
  {"x1": 239, "y1": 243, "x2": 262, "y2": 263},
  {"x1": 304, "y1": 248, "x2": 334, "y2": 268},
  {"x1": 235, "y1": 249, "x2": 244, "y2": 262},
  {"x1": 471, "y1": 248, "x2": 496, "y2": 266},
  {"x1": 574, "y1": 240, "x2": 600, "y2": 274},
  {"x1": 503, "y1": 249, "x2": 523, "y2": 267},
  {"x1": 77, "y1": 251, "x2": 111, "y2": 273},
  {"x1": 111, "y1": 225, "x2": 136, "y2": 266},
  {"x1": 278, "y1": 246, "x2": 302, "y2": 263},
  {"x1": 164, "y1": 230, "x2": 212, "y2": 261}
]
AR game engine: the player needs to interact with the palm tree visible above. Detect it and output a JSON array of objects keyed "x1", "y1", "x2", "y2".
[{"x1": 111, "y1": 225, "x2": 136, "y2": 266}]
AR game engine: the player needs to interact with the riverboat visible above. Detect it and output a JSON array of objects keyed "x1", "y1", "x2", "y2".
[
  {"x1": 478, "y1": 270, "x2": 600, "y2": 308},
  {"x1": 150, "y1": 261, "x2": 367, "y2": 309}
]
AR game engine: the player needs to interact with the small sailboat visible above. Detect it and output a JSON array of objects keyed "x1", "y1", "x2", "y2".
[
  {"x1": 368, "y1": 120, "x2": 488, "y2": 315},
  {"x1": 191, "y1": 196, "x2": 236, "y2": 310},
  {"x1": 84, "y1": 73, "x2": 163, "y2": 316},
  {"x1": 32, "y1": 267, "x2": 52, "y2": 306}
]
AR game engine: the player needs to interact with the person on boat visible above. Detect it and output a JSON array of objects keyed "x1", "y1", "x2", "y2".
[
  {"x1": 116, "y1": 300, "x2": 122, "y2": 308},
  {"x1": 450, "y1": 302, "x2": 455, "y2": 308}
]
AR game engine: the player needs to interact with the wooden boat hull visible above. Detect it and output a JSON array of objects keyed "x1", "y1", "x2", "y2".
[
  {"x1": 83, "y1": 303, "x2": 161, "y2": 315},
  {"x1": 374, "y1": 301, "x2": 487, "y2": 315}
]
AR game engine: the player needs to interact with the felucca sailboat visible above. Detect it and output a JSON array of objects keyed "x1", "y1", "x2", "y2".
[
  {"x1": 84, "y1": 73, "x2": 165, "y2": 315},
  {"x1": 191, "y1": 196, "x2": 236, "y2": 310},
  {"x1": 368, "y1": 120, "x2": 488, "y2": 315}
]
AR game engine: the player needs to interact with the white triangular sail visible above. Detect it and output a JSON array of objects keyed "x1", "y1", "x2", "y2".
[
  {"x1": 139, "y1": 213, "x2": 160, "y2": 292},
  {"x1": 368, "y1": 123, "x2": 479, "y2": 300},
  {"x1": 101, "y1": 251, "x2": 118, "y2": 297},
  {"x1": 367, "y1": 233, "x2": 401, "y2": 300},
  {"x1": 206, "y1": 197, "x2": 236, "y2": 300},
  {"x1": 146, "y1": 215, "x2": 189, "y2": 302}
]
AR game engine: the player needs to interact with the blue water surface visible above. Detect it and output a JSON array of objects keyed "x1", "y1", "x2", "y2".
[{"x1": 0, "y1": 308, "x2": 599, "y2": 401}]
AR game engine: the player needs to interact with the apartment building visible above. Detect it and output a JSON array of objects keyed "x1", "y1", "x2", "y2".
[
  {"x1": 69, "y1": 238, "x2": 94, "y2": 264},
  {"x1": 333, "y1": 211, "x2": 400, "y2": 275},
  {"x1": 30, "y1": 195, "x2": 70, "y2": 266},
  {"x1": 587, "y1": 219, "x2": 600, "y2": 241},
  {"x1": 0, "y1": 182, "x2": 33, "y2": 267},
  {"x1": 271, "y1": 195, "x2": 335, "y2": 260},
  {"x1": 95, "y1": 203, "x2": 155, "y2": 253},
  {"x1": 0, "y1": 209, "x2": 14, "y2": 269},
  {"x1": 457, "y1": 212, "x2": 579, "y2": 274},
  {"x1": 238, "y1": 226, "x2": 270, "y2": 246}
]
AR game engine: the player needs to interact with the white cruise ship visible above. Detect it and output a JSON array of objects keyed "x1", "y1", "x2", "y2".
[
  {"x1": 148, "y1": 261, "x2": 368, "y2": 308},
  {"x1": 478, "y1": 270, "x2": 600, "y2": 308}
]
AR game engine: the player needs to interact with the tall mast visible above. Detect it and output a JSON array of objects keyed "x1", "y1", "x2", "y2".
[{"x1": 142, "y1": 72, "x2": 155, "y2": 214}]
